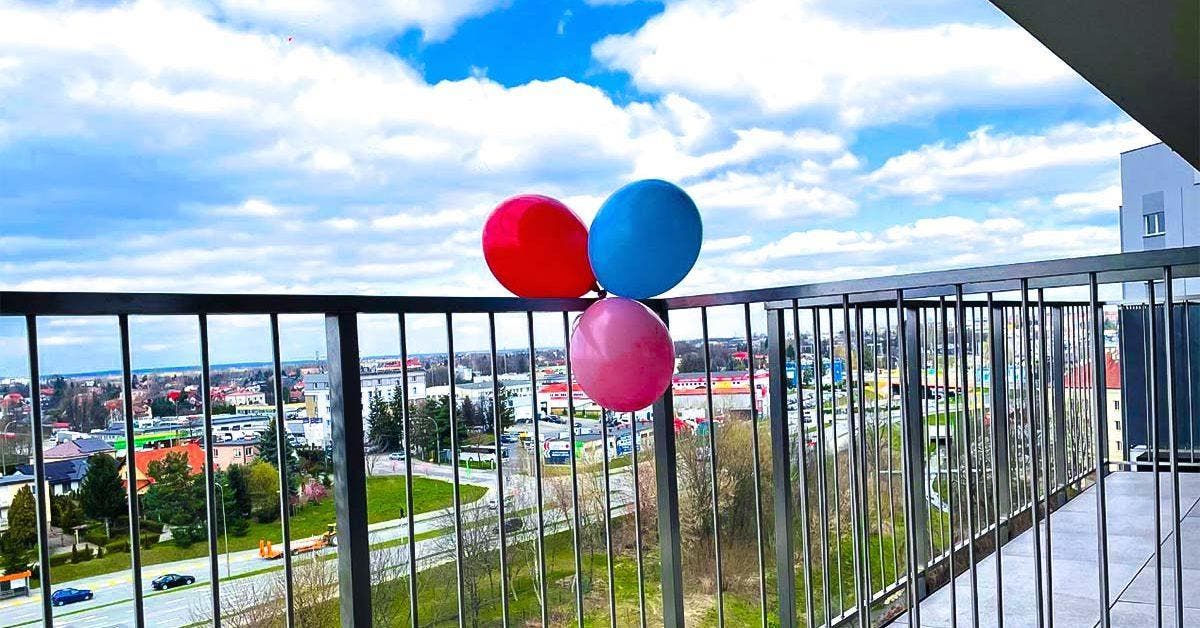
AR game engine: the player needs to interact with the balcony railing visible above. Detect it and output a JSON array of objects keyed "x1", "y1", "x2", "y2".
[{"x1": 0, "y1": 245, "x2": 1197, "y2": 627}]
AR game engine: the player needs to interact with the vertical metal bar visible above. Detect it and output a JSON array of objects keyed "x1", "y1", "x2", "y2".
[
  {"x1": 1036, "y1": 292, "x2": 1054, "y2": 626},
  {"x1": 1087, "y1": 273, "x2": 1111, "y2": 628},
  {"x1": 844, "y1": 299, "x2": 868, "y2": 627},
  {"x1": 954, "y1": 287, "x2": 979, "y2": 627},
  {"x1": 562, "y1": 312, "x2": 585, "y2": 628},
  {"x1": 1162, "y1": 267, "x2": 1184, "y2": 628},
  {"x1": 767, "y1": 308, "x2": 797, "y2": 628},
  {"x1": 446, "y1": 314, "x2": 467, "y2": 623},
  {"x1": 826, "y1": 307, "x2": 845, "y2": 615},
  {"x1": 527, "y1": 312, "x2": 549, "y2": 626},
  {"x1": 937, "y1": 298, "x2": 958, "y2": 628},
  {"x1": 631, "y1": 408, "x2": 648, "y2": 628},
  {"x1": 985, "y1": 295, "x2": 1006, "y2": 628},
  {"x1": 812, "y1": 308, "x2": 833, "y2": 625},
  {"x1": 1050, "y1": 307, "x2": 1067, "y2": 501},
  {"x1": 1018, "y1": 281, "x2": 1045, "y2": 627},
  {"x1": 648, "y1": 302, "x2": 686, "y2": 627},
  {"x1": 789, "y1": 302, "x2": 815, "y2": 628},
  {"x1": 899, "y1": 295, "x2": 928, "y2": 626},
  {"x1": 487, "y1": 313, "x2": 512, "y2": 627},
  {"x1": 700, "y1": 307, "x2": 726, "y2": 626},
  {"x1": 24, "y1": 317, "x2": 54, "y2": 628},
  {"x1": 325, "y1": 312, "x2": 372, "y2": 625},
  {"x1": 117, "y1": 314, "x2": 146, "y2": 628},
  {"x1": 886, "y1": 308, "x2": 900, "y2": 581},
  {"x1": 269, "y1": 314, "x2": 296, "y2": 627},
  {"x1": 746, "y1": 303, "x2": 769, "y2": 627},
  {"x1": 871, "y1": 308, "x2": 885, "y2": 588},
  {"x1": 197, "y1": 315, "x2": 221, "y2": 626},
  {"x1": 601, "y1": 407, "x2": 616, "y2": 628},
  {"x1": 1147, "y1": 287, "x2": 1161, "y2": 549},
  {"x1": 398, "y1": 314, "x2": 419, "y2": 628}
]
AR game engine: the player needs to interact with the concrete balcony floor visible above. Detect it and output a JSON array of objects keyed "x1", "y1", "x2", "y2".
[{"x1": 890, "y1": 471, "x2": 1200, "y2": 627}]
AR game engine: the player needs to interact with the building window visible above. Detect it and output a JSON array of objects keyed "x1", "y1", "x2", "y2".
[
  {"x1": 1114, "y1": 420, "x2": 1121, "y2": 430},
  {"x1": 1113, "y1": 400, "x2": 1120, "y2": 410},
  {"x1": 1143, "y1": 211, "x2": 1166, "y2": 237}
]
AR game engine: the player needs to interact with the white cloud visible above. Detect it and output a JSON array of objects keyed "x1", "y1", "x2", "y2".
[
  {"x1": 207, "y1": 0, "x2": 503, "y2": 43},
  {"x1": 1052, "y1": 184, "x2": 1121, "y2": 215},
  {"x1": 205, "y1": 198, "x2": 292, "y2": 217},
  {"x1": 866, "y1": 120, "x2": 1156, "y2": 198},
  {"x1": 594, "y1": 0, "x2": 1081, "y2": 126},
  {"x1": 722, "y1": 215, "x2": 1113, "y2": 268},
  {"x1": 704, "y1": 235, "x2": 752, "y2": 252},
  {"x1": 689, "y1": 171, "x2": 858, "y2": 219}
]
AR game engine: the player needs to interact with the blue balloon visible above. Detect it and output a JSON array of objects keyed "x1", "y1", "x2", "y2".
[{"x1": 589, "y1": 179, "x2": 702, "y2": 299}]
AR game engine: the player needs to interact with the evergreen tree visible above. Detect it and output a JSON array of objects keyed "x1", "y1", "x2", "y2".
[
  {"x1": 1, "y1": 485, "x2": 36, "y2": 574},
  {"x1": 367, "y1": 387, "x2": 404, "y2": 452},
  {"x1": 142, "y1": 452, "x2": 206, "y2": 547},
  {"x1": 79, "y1": 454, "x2": 126, "y2": 538},
  {"x1": 225, "y1": 463, "x2": 253, "y2": 518}
]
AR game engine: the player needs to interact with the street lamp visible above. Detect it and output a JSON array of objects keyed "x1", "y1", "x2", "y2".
[{"x1": 213, "y1": 482, "x2": 231, "y2": 578}]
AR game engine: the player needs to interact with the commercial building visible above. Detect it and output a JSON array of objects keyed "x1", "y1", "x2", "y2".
[
  {"x1": 1120, "y1": 142, "x2": 1200, "y2": 300},
  {"x1": 303, "y1": 370, "x2": 427, "y2": 422}
]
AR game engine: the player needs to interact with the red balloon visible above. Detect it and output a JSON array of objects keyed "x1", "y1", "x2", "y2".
[{"x1": 483, "y1": 195, "x2": 595, "y2": 298}]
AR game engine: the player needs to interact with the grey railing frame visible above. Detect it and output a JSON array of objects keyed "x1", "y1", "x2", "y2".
[{"x1": 1, "y1": 245, "x2": 1197, "y2": 628}]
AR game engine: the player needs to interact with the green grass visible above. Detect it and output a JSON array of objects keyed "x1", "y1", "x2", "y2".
[{"x1": 45, "y1": 476, "x2": 483, "y2": 584}]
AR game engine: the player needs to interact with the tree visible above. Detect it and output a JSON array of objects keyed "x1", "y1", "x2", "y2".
[
  {"x1": 80, "y1": 454, "x2": 126, "y2": 539},
  {"x1": 4, "y1": 485, "x2": 35, "y2": 547},
  {"x1": 256, "y1": 420, "x2": 299, "y2": 494},
  {"x1": 366, "y1": 387, "x2": 404, "y2": 452},
  {"x1": 225, "y1": 463, "x2": 253, "y2": 519},
  {"x1": 245, "y1": 461, "x2": 281, "y2": 521},
  {"x1": 51, "y1": 493, "x2": 84, "y2": 531},
  {"x1": 142, "y1": 452, "x2": 206, "y2": 547}
]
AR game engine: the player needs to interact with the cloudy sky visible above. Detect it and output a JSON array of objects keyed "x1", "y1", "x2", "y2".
[{"x1": 0, "y1": 0, "x2": 1158, "y2": 376}]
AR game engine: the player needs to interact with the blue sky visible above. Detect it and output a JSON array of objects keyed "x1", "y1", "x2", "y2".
[{"x1": 0, "y1": 0, "x2": 1160, "y2": 375}]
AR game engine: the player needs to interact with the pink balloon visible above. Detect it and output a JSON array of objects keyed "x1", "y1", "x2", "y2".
[{"x1": 570, "y1": 297, "x2": 675, "y2": 412}]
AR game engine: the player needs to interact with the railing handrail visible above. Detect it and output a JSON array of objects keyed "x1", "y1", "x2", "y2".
[{"x1": 2, "y1": 246, "x2": 1196, "y2": 316}]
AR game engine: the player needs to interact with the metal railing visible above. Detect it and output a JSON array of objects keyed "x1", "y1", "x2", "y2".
[{"x1": 0, "y1": 245, "x2": 1197, "y2": 627}]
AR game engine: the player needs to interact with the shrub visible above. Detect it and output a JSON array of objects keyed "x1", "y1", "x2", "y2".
[
  {"x1": 254, "y1": 507, "x2": 279, "y2": 524},
  {"x1": 107, "y1": 539, "x2": 130, "y2": 554}
]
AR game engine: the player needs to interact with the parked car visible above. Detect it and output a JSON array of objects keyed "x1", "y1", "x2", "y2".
[
  {"x1": 388, "y1": 451, "x2": 406, "y2": 461},
  {"x1": 51, "y1": 588, "x2": 92, "y2": 606},
  {"x1": 151, "y1": 573, "x2": 195, "y2": 591},
  {"x1": 503, "y1": 518, "x2": 524, "y2": 533}
]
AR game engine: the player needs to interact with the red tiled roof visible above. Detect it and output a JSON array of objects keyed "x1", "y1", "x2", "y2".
[
  {"x1": 1064, "y1": 353, "x2": 1120, "y2": 390},
  {"x1": 126, "y1": 442, "x2": 208, "y2": 493}
]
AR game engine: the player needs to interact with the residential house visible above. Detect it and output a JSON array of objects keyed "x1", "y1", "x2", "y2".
[
  {"x1": 42, "y1": 437, "x2": 115, "y2": 462},
  {"x1": 124, "y1": 442, "x2": 208, "y2": 494},
  {"x1": 16, "y1": 458, "x2": 89, "y2": 496}
]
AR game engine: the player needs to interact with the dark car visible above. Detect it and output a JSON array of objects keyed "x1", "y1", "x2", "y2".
[
  {"x1": 503, "y1": 518, "x2": 524, "y2": 534},
  {"x1": 151, "y1": 573, "x2": 195, "y2": 591},
  {"x1": 51, "y1": 587, "x2": 92, "y2": 606}
]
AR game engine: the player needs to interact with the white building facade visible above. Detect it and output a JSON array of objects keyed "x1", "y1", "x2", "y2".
[
  {"x1": 1120, "y1": 142, "x2": 1200, "y2": 300},
  {"x1": 303, "y1": 370, "x2": 427, "y2": 424}
]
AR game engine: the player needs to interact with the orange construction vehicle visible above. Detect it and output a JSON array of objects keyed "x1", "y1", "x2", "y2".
[{"x1": 259, "y1": 524, "x2": 337, "y2": 560}]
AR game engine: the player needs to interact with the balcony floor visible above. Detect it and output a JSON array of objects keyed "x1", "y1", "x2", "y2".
[{"x1": 889, "y1": 471, "x2": 1200, "y2": 627}]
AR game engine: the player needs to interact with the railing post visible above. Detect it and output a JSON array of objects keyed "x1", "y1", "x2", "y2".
[
  {"x1": 988, "y1": 302, "x2": 1012, "y2": 537},
  {"x1": 1050, "y1": 306, "x2": 1068, "y2": 505},
  {"x1": 648, "y1": 302, "x2": 685, "y2": 626},
  {"x1": 766, "y1": 308, "x2": 796, "y2": 628},
  {"x1": 901, "y1": 303, "x2": 930, "y2": 596},
  {"x1": 326, "y1": 312, "x2": 372, "y2": 626}
]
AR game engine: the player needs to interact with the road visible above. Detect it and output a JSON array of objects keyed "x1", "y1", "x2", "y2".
[{"x1": 2, "y1": 461, "x2": 635, "y2": 628}]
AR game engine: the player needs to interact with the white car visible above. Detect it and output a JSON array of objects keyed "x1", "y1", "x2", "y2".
[{"x1": 388, "y1": 451, "x2": 406, "y2": 461}]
